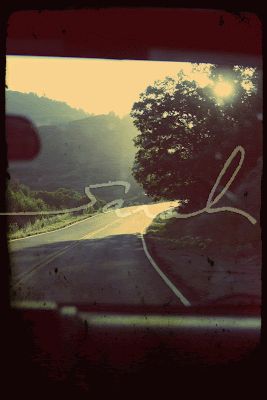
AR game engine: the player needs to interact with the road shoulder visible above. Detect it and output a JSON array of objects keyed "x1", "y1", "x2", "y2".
[{"x1": 143, "y1": 231, "x2": 261, "y2": 306}]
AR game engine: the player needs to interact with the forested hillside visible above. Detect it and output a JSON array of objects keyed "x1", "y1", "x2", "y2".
[
  {"x1": 6, "y1": 91, "x2": 152, "y2": 207},
  {"x1": 6, "y1": 180, "x2": 106, "y2": 230},
  {"x1": 5, "y1": 90, "x2": 93, "y2": 126}
]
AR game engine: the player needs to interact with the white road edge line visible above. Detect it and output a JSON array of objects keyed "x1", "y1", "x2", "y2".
[{"x1": 140, "y1": 232, "x2": 191, "y2": 307}]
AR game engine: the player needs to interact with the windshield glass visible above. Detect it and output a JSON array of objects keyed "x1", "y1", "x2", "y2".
[{"x1": 6, "y1": 56, "x2": 262, "y2": 308}]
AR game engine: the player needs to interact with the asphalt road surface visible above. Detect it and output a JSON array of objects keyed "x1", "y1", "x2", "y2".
[{"x1": 9, "y1": 202, "x2": 185, "y2": 306}]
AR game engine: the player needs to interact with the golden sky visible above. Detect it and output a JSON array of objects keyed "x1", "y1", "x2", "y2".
[{"x1": 6, "y1": 56, "x2": 213, "y2": 117}]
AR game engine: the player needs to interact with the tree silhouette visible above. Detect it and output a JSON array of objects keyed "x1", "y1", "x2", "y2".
[{"x1": 130, "y1": 64, "x2": 262, "y2": 212}]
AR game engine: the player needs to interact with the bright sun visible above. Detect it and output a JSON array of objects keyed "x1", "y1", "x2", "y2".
[{"x1": 214, "y1": 82, "x2": 233, "y2": 97}]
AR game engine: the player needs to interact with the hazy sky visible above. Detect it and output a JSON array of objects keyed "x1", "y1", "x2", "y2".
[{"x1": 6, "y1": 56, "x2": 212, "y2": 118}]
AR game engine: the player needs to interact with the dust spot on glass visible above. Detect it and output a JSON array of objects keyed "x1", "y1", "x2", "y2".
[{"x1": 207, "y1": 257, "x2": 214, "y2": 266}]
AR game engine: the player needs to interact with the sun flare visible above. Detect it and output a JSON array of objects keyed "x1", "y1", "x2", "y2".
[{"x1": 214, "y1": 82, "x2": 233, "y2": 97}]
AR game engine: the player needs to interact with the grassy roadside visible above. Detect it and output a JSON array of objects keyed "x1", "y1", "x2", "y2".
[
  {"x1": 7, "y1": 209, "x2": 103, "y2": 241},
  {"x1": 144, "y1": 207, "x2": 261, "y2": 259},
  {"x1": 145, "y1": 213, "x2": 213, "y2": 251}
]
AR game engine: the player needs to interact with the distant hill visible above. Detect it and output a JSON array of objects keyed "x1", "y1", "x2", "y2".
[
  {"x1": 6, "y1": 94, "x2": 152, "y2": 206},
  {"x1": 5, "y1": 90, "x2": 94, "y2": 126}
]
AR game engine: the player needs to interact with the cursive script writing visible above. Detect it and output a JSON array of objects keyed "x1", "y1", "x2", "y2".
[{"x1": 1, "y1": 146, "x2": 257, "y2": 225}]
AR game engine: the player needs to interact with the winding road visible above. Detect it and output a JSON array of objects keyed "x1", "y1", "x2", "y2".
[{"x1": 9, "y1": 202, "x2": 186, "y2": 306}]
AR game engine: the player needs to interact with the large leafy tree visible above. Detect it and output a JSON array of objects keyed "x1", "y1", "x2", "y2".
[{"x1": 130, "y1": 64, "x2": 262, "y2": 212}]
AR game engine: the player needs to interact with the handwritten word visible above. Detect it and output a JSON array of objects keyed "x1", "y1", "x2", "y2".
[{"x1": 1, "y1": 147, "x2": 257, "y2": 225}]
